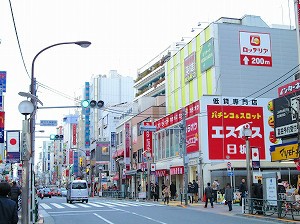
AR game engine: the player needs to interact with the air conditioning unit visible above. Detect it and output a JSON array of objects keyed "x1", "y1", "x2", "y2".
[{"x1": 99, "y1": 137, "x2": 108, "y2": 142}]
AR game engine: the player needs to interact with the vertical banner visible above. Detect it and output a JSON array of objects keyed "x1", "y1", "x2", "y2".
[
  {"x1": 251, "y1": 147, "x2": 260, "y2": 168},
  {"x1": 0, "y1": 112, "x2": 4, "y2": 143},
  {"x1": 186, "y1": 116, "x2": 199, "y2": 154},
  {"x1": 69, "y1": 149, "x2": 74, "y2": 164},
  {"x1": 72, "y1": 124, "x2": 77, "y2": 146},
  {"x1": 124, "y1": 123, "x2": 130, "y2": 170},
  {"x1": 73, "y1": 151, "x2": 78, "y2": 176},
  {"x1": 0, "y1": 71, "x2": 6, "y2": 92},
  {"x1": 6, "y1": 130, "x2": 20, "y2": 163},
  {"x1": 143, "y1": 121, "x2": 153, "y2": 157}
]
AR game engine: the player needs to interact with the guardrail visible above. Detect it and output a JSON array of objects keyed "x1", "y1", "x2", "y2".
[{"x1": 243, "y1": 198, "x2": 300, "y2": 221}]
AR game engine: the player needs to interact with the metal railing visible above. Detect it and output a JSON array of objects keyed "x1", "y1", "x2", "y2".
[{"x1": 243, "y1": 198, "x2": 300, "y2": 221}]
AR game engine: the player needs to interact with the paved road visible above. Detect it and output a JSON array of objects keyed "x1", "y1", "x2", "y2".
[{"x1": 37, "y1": 197, "x2": 292, "y2": 224}]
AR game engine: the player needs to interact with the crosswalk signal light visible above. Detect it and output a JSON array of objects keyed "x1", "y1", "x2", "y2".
[{"x1": 81, "y1": 100, "x2": 104, "y2": 109}]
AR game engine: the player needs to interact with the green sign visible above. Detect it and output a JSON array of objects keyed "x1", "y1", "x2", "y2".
[{"x1": 200, "y1": 38, "x2": 214, "y2": 72}]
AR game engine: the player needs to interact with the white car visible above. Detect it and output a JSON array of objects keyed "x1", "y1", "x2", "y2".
[{"x1": 60, "y1": 188, "x2": 67, "y2": 197}]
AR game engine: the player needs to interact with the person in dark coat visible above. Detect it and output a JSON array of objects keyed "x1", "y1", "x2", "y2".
[
  {"x1": 239, "y1": 178, "x2": 246, "y2": 206},
  {"x1": 253, "y1": 179, "x2": 263, "y2": 214},
  {"x1": 0, "y1": 181, "x2": 18, "y2": 224},
  {"x1": 193, "y1": 180, "x2": 199, "y2": 202},
  {"x1": 224, "y1": 183, "x2": 234, "y2": 211},
  {"x1": 153, "y1": 183, "x2": 159, "y2": 201},
  {"x1": 10, "y1": 181, "x2": 21, "y2": 210},
  {"x1": 204, "y1": 182, "x2": 214, "y2": 208},
  {"x1": 170, "y1": 182, "x2": 176, "y2": 201}
]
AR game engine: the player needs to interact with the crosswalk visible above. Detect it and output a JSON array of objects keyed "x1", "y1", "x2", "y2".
[{"x1": 39, "y1": 200, "x2": 163, "y2": 210}]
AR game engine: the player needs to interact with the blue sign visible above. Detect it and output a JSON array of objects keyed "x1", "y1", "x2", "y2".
[
  {"x1": 0, "y1": 71, "x2": 6, "y2": 92},
  {"x1": 227, "y1": 171, "x2": 234, "y2": 176},
  {"x1": 40, "y1": 120, "x2": 58, "y2": 126},
  {"x1": 73, "y1": 151, "x2": 78, "y2": 175},
  {"x1": 0, "y1": 128, "x2": 4, "y2": 143},
  {"x1": 111, "y1": 132, "x2": 116, "y2": 147}
]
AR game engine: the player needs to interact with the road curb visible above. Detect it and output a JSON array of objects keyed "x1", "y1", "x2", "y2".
[{"x1": 238, "y1": 213, "x2": 299, "y2": 224}]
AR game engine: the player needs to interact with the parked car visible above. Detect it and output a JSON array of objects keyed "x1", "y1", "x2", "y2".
[{"x1": 60, "y1": 188, "x2": 67, "y2": 197}]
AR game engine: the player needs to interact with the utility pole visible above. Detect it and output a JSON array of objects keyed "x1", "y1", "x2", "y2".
[{"x1": 181, "y1": 108, "x2": 188, "y2": 206}]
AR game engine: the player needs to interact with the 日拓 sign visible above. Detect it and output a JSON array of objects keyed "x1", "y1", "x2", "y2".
[{"x1": 40, "y1": 120, "x2": 57, "y2": 126}]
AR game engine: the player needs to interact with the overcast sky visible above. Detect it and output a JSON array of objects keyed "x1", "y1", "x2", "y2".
[{"x1": 0, "y1": 0, "x2": 295, "y2": 149}]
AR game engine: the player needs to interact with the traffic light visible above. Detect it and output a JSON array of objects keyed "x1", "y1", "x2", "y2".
[
  {"x1": 81, "y1": 100, "x2": 104, "y2": 109},
  {"x1": 50, "y1": 134, "x2": 64, "y2": 140},
  {"x1": 79, "y1": 157, "x2": 83, "y2": 166}
]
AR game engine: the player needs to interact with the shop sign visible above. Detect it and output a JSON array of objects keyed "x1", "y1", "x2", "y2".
[
  {"x1": 270, "y1": 141, "x2": 299, "y2": 161},
  {"x1": 239, "y1": 31, "x2": 272, "y2": 67},
  {"x1": 170, "y1": 166, "x2": 184, "y2": 175},
  {"x1": 124, "y1": 123, "x2": 130, "y2": 170},
  {"x1": 184, "y1": 51, "x2": 196, "y2": 83},
  {"x1": 200, "y1": 38, "x2": 214, "y2": 72},
  {"x1": 186, "y1": 116, "x2": 199, "y2": 154},
  {"x1": 278, "y1": 79, "x2": 300, "y2": 98},
  {"x1": 207, "y1": 105, "x2": 265, "y2": 160},
  {"x1": 143, "y1": 121, "x2": 153, "y2": 157},
  {"x1": 155, "y1": 169, "x2": 168, "y2": 177}
]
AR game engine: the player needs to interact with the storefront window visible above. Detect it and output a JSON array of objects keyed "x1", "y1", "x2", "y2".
[
  {"x1": 166, "y1": 129, "x2": 170, "y2": 158},
  {"x1": 162, "y1": 130, "x2": 166, "y2": 159},
  {"x1": 158, "y1": 132, "x2": 162, "y2": 160}
]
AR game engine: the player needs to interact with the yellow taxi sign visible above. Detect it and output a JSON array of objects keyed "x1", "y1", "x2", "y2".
[{"x1": 270, "y1": 142, "x2": 299, "y2": 162}]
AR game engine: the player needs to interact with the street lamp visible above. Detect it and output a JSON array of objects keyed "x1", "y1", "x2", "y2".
[
  {"x1": 18, "y1": 99, "x2": 34, "y2": 224},
  {"x1": 27, "y1": 41, "x2": 91, "y2": 223}
]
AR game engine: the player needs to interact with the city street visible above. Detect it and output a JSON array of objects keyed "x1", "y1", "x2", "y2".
[{"x1": 37, "y1": 197, "x2": 283, "y2": 224}]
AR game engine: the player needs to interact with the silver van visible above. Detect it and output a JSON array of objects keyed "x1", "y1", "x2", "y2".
[{"x1": 66, "y1": 180, "x2": 89, "y2": 203}]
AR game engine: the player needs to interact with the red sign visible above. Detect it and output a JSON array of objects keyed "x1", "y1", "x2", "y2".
[
  {"x1": 186, "y1": 116, "x2": 199, "y2": 154},
  {"x1": 125, "y1": 123, "x2": 130, "y2": 170},
  {"x1": 170, "y1": 166, "x2": 184, "y2": 175},
  {"x1": 239, "y1": 31, "x2": 272, "y2": 67},
  {"x1": 155, "y1": 169, "x2": 168, "y2": 177},
  {"x1": 207, "y1": 105, "x2": 265, "y2": 160},
  {"x1": 69, "y1": 149, "x2": 73, "y2": 164},
  {"x1": 277, "y1": 79, "x2": 300, "y2": 97},
  {"x1": 298, "y1": 1, "x2": 300, "y2": 26},
  {"x1": 143, "y1": 121, "x2": 153, "y2": 157},
  {"x1": 72, "y1": 124, "x2": 77, "y2": 146},
  {"x1": 0, "y1": 112, "x2": 4, "y2": 128}
]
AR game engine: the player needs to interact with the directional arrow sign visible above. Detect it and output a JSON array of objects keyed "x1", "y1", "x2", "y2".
[{"x1": 243, "y1": 56, "x2": 249, "y2": 65}]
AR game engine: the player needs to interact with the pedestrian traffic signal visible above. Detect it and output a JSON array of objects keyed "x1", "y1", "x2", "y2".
[
  {"x1": 81, "y1": 100, "x2": 104, "y2": 109},
  {"x1": 50, "y1": 134, "x2": 64, "y2": 140}
]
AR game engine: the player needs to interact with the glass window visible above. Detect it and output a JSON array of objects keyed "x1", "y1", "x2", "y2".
[
  {"x1": 72, "y1": 182, "x2": 87, "y2": 189},
  {"x1": 166, "y1": 129, "x2": 170, "y2": 158}
]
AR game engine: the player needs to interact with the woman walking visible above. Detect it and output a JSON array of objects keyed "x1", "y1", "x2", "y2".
[
  {"x1": 162, "y1": 185, "x2": 170, "y2": 205},
  {"x1": 224, "y1": 183, "x2": 234, "y2": 211}
]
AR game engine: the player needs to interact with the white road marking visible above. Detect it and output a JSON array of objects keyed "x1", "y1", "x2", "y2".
[
  {"x1": 62, "y1": 203, "x2": 77, "y2": 208},
  {"x1": 50, "y1": 203, "x2": 64, "y2": 209},
  {"x1": 76, "y1": 203, "x2": 91, "y2": 208},
  {"x1": 104, "y1": 202, "x2": 128, "y2": 207},
  {"x1": 88, "y1": 202, "x2": 104, "y2": 207},
  {"x1": 40, "y1": 203, "x2": 52, "y2": 210},
  {"x1": 94, "y1": 202, "x2": 116, "y2": 207},
  {"x1": 94, "y1": 213, "x2": 115, "y2": 224}
]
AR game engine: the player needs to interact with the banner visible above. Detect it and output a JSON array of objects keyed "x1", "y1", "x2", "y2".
[
  {"x1": 6, "y1": 130, "x2": 20, "y2": 163},
  {"x1": 186, "y1": 115, "x2": 199, "y2": 154},
  {"x1": 143, "y1": 121, "x2": 153, "y2": 157},
  {"x1": 124, "y1": 123, "x2": 130, "y2": 170}
]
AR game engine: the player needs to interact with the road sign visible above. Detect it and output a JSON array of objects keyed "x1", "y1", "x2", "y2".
[
  {"x1": 227, "y1": 171, "x2": 234, "y2": 176},
  {"x1": 139, "y1": 125, "x2": 156, "y2": 132},
  {"x1": 40, "y1": 120, "x2": 57, "y2": 126},
  {"x1": 227, "y1": 162, "x2": 232, "y2": 169}
]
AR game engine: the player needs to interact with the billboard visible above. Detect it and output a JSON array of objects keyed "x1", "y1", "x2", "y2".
[
  {"x1": 186, "y1": 115, "x2": 199, "y2": 154},
  {"x1": 273, "y1": 92, "x2": 299, "y2": 138},
  {"x1": 277, "y1": 79, "x2": 300, "y2": 98},
  {"x1": 201, "y1": 96, "x2": 276, "y2": 162},
  {"x1": 143, "y1": 121, "x2": 153, "y2": 157},
  {"x1": 239, "y1": 31, "x2": 272, "y2": 67}
]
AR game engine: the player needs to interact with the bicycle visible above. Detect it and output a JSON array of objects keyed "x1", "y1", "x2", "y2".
[{"x1": 263, "y1": 201, "x2": 277, "y2": 216}]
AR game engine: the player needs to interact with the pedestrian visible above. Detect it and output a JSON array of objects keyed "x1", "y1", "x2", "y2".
[
  {"x1": 204, "y1": 182, "x2": 214, "y2": 208},
  {"x1": 193, "y1": 180, "x2": 199, "y2": 202},
  {"x1": 0, "y1": 181, "x2": 18, "y2": 224},
  {"x1": 10, "y1": 181, "x2": 21, "y2": 210},
  {"x1": 212, "y1": 179, "x2": 220, "y2": 202},
  {"x1": 239, "y1": 178, "x2": 246, "y2": 206},
  {"x1": 277, "y1": 179, "x2": 286, "y2": 197},
  {"x1": 188, "y1": 182, "x2": 194, "y2": 203},
  {"x1": 170, "y1": 182, "x2": 176, "y2": 201},
  {"x1": 253, "y1": 179, "x2": 263, "y2": 214},
  {"x1": 154, "y1": 183, "x2": 159, "y2": 202},
  {"x1": 224, "y1": 183, "x2": 234, "y2": 211},
  {"x1": 162, "y1": 185, "x2": 170, "y2": 205}
]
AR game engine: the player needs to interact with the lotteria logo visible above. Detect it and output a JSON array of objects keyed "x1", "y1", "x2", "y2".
[{"x1": 250, "y1": 35, "x2": 260, "y2": 46}]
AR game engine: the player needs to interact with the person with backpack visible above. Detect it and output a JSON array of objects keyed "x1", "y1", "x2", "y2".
[{"x1": 204, "y1": 182, "x2": 214, "y2": 208}]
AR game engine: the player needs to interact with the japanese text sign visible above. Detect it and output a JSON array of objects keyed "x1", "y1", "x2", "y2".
[
  {"x1": 186, "y1": 116, "x2": 199, "y2": 154},
  {"x1": 239, "y1": 31, "x2": 272, "y2": 67},
  {"x1": 207, "y1": 105, "x2": 265, "y2": 160},
  {"x1": 277, "y1": 79, "x2": 300, "y2": 98},
  {"x1": 143, "y1": 121, "x2": 153, "y2": 157},
  {"x1": 184, "y1": 51, "x2": 196, "y2": 83}
]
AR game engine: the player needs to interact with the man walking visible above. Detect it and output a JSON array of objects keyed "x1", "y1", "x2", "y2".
[
  {"x1": 170, "y1": 182, "x2": 176, "y2": 201},
  {"x1": 239, "y1": 179, "x2": 246, "y2": 206},
  {"x1": 193, "y1": 180, "x2": 199, "y2": 202},
  {"x1": 204, "y1": 182, "x2": 214, "y2": 208}
]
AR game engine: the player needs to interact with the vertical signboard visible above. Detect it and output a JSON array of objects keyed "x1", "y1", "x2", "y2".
[
  {"x1": 0, "y1": 71, "x2": 7, "y2": 92},
  {"x1": 124, "y1": 123, "x2": 130, "y2": 170},
  {"x1": 186, "y1": 116, "x2": 199, "y2": 154},
  {"x1": 200, "y1": 38, "x2": 214, "y2": 72},
  {"x1": 84, "y1": 82, "x2": 90, "y2": 148},
  {"x1": 6, "y1": 130, "x2": 20, "y2": 163},
  {"x1": 207, "y1": 105, "x2": 265, "y2": 160},
  {"x1": 73, "y1": 151, "x2": 78, "y2": 176},
  {"x1": 72, "y1": 124, "x2": 77, "y2": 146},
  {"x1": 184, "y1": 51, "x2": 196, "y2": 83},
  {"x1": 69, "y1": 149, "x2": 74, "y2": 164},
  {"x1": 143, "y1": 121, "x2": 153, "y2": 157},
  {"x1": 0, "y1": 112, "x2": 4, "y2": 143},
  {"x1": 239, "y1": 31, "x2": 272, "y2": 67}
]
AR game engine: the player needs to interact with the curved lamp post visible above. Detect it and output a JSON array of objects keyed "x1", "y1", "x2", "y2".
[{"x1": 26, "y1": 41, "x2": 91, "y2": 224}]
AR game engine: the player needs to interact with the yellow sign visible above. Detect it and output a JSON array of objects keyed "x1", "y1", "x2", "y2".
[{"x1": 271, "y1": 143, "x2": 299, "y2": 161}]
